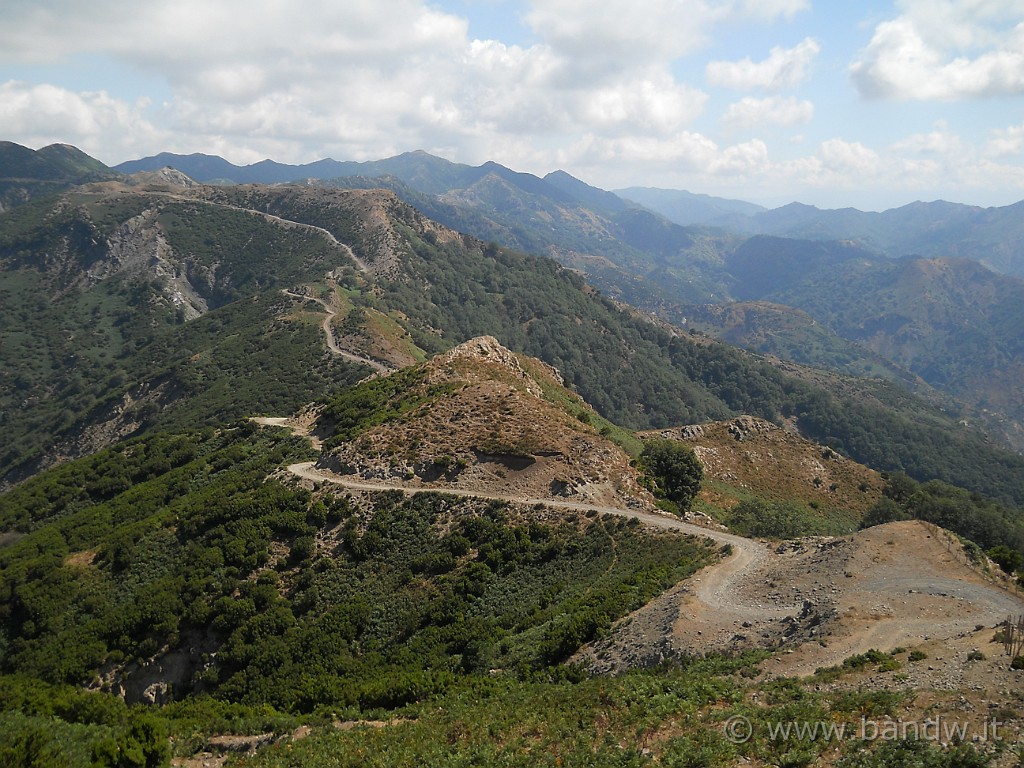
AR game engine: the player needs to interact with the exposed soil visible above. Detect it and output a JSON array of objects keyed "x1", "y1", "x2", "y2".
[
  {"x1": 256, "y1": 372, "x2": 1024, "y2": 684},
  {"x1": 642, "y1": 416, "x2": 885, "y2": 518},
  {"x1": 314, "y1": 336, "x2": 653, "y2": 510},
  {"x1": 579, "y1": 520, "x2": 1024, "y2": 679}
]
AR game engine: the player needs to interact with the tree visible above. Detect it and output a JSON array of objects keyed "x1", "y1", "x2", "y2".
[
  {"x1": 859, "y1": 497, "x2": 910, "y2": 529},
  {"x1": 639, "y1": 439, "x2": 703, "y2": 513},
  {"x1": 987, "y1": 544, "x2": 1024, "y2": 575}
]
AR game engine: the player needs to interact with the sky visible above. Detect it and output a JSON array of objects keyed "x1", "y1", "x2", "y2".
[{"x1": 1, "y1": 0, "x2": 1023, "y2": 210}]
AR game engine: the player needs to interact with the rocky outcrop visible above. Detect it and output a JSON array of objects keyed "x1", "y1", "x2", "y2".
[{"x1": 317, "y1": 336, "x2": 651, "y2": 509}]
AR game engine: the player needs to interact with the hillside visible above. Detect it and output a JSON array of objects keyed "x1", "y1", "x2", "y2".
[
  {"x1": 110, "y1": 148, "x2": 1024, "y2": 449},
  {"x1": 0, "y1": 141, "x2": 118, "y2": 211},
  {"x1": 4, "y1": 371, "x2": 1023, "y2": 765},
  {"x1": 643, "y1": 416, "x2": 885, "y2": 521},
  {"x1": 615, "y1": 185, "x2": 766, "y2": 225},
  {"x1": 3, "y1": 166, "x2": 1024, "y2": 507},
  {"x1": 741, "y1": 199, "x2": 1024, "y2": 279},
  {"x1": 0, "y1": 419, "x2": 718, "y2": 761},
  {"x1": 721, "y1": 239, "x2": 1024, "y2": 450},
  {"x1": 619, "y1": 189, "x2": 1024, "y2": 280},
  {"x1": 313, "y1": 336, "x2": 651, "y2": 508}
]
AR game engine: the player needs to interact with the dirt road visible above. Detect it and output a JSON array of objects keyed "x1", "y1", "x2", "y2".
[
  {"x1": 287, "y1": 460, "x2": 792, "y2": 619},
  {"x1": 281, "y1": 290, "x2": 391, "y2": 373},
  {"x1": 259, "y1": 422, "x2": 1024, "y2": 676}
]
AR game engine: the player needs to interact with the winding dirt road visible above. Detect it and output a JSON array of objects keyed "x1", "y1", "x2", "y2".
[
  {"x1": 257, "y1": 420, "x2": 1024, "y2": 674},
  {"x1": 286, "y1": 459, "x2": 794, "y2": 619},
  {"x1": 281, "y1": 290, "x2": 392, "y2": 373}
]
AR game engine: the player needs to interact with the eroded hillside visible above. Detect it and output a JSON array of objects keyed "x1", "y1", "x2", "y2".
[{"x1": 311, "y1": 335, "x2": 652, "y2": 509}]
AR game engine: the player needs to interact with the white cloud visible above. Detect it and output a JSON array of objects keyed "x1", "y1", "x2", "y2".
[
  {"x1": 850, "y1": 0, "x2": 1024, "y2": 100},
  {"x1": 891, "y1": 123, "x2": 967, "y2": 156},
  {"x1": 707, "y1": 38, "x2": 820, "y2": 91},
  {"x1": 721, "y1": 96, "x2": 814, "y2": 129},
  {"x1": 0, "y1": 0, "x2": 731, "y2": 169},
  {"x1": 987, "y1": 124, "x2": 1024, "y2": 157},
  {"x1": 820, "y1": 138, "x2": 883, "y2": 175},
  {"x1": 523, "y1": 0, "x2": 807, "y2": 66},
  {"x1": 0, "y1": 81, "x2": 161, "y2": 159},
  {"x1": 579, "y1": 74, "x2": 708, "y2": 133}
]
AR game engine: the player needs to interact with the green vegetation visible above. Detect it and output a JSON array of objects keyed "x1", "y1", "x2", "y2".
[
  {"x1": 861, "y1": 473, "x2": 1024, "y2": 559},
  {"x1": 193, "y1": 654, "x2": 986, "y2": 768},
  {"x1": 0, "y1": 428, "x2": 1005, "y2": 764},
  {"x1": 726, "y1": 498, "x2": 855, "y2": 539},
  {"x1": 0, "y1": 142, "x2": 118, "y2": 211},
  {"x1": 0, "y1": 273, "x2": 367, "y2": 485},
  {"x1": 0, "y1": 427, "x2": 709, "y2": 709},
  {"x1": 318, "y1": 367, "x2": 454, "y2": 447},
  {"x1": 638, "y1": 439, "x2": 703, "y2": 514},
  {"x1": 0, "y1": 678, "x2": 169, "y2": 768}
]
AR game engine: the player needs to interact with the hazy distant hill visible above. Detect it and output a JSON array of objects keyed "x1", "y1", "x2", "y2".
[
  {"x1": 635, "y1": 192, "x2": 1024, "y2": 279},
  {"x1": 116, "y1": 149, "x2": 494, "y2": 194},
  {"x1": 615, "y1": 186, "x2": 765, "y2": 226},
  {"x1": 0, "y1": 141, "x2": 117, "y2": 210},
  {"x1": 736, "y1": 244, "x2": 1024, "y2": 415}
]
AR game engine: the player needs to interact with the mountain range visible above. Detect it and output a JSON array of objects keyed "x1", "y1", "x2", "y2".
[
  {"x1": 110, "y1": 145, "x2": 1024, "y2": 453},
  {"x1": 115, "y1": 147, "x2": 1024, "y2": 278},
  {"x1": 4, "y1": 140, "x2": 1024, "y2": 765}
]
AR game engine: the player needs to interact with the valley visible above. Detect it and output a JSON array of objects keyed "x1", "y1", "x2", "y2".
[{"x1": 4, "y1": 143, "x2": 1024, "y2": 767}]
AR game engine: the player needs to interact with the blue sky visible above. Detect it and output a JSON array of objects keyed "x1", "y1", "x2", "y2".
[{"x1": 1, "y1": 0, "x2": 1023, "y2": 210}]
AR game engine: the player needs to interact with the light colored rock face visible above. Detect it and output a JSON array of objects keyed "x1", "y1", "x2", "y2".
[
  {"x1": 104, "y1": 210, "x2": 212, "y2": 319},
  {"x1": 437, "y1": 336, "x2": 545, "y2": 397}
]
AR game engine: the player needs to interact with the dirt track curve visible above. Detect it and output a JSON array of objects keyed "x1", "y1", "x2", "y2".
[
  {"x1": 257, "y1": 420, "x2": 1024, "y2": 676},
  {"x1": 281, "y1": 290, "x2": 392, "y2": 373}
]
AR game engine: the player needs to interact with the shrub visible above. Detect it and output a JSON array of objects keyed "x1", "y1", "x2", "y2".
[{"x1": 638, "y1": 439, "x2": 703, "y2": 513}]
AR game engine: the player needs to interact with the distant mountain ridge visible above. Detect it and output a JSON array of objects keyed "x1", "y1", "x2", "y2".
[
  {"x1": 615, "y1": 186, "x2": 765, "y2": 225},
  {"x1": 0, "y1": 140, "x2": 117, "y2": 209},
  {"x1": 13, "y1": 141, "x2": 1024, "y2": 454},
  {"x1": 623, "y1": 188, "x2": 1024, "y2": 277},
  {"x1": 116, "y1": 148, "x2": 1024, "y2": 275}
]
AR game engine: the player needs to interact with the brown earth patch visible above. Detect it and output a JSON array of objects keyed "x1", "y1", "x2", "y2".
[{"x1": 641, "y1": 416, "x2": 885, "y2": 518}]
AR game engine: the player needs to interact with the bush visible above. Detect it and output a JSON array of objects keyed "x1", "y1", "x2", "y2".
[
  {"x1": 987, "y1": 544, "x2": 1023, "y2": 574},
  {"x1": 639, "y1": 439, "x2": 703, "y2": 513},
  {"x1": 728, "y1": 499, "x2": 826, "y2": 539}
]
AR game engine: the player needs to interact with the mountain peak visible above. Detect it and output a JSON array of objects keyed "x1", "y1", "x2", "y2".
[
  {"x1": 127, "y1": 166, "x2": 200, "y2": 188},
  {"x1": 434, "y1": 335, "x2": 562, "y2": 397},
  {"x1": 440, "y1": 334, "x2": 517, "y2": 364},
  {"x1": 314, "y1": 339, "x2": 647, "y2": 507}
]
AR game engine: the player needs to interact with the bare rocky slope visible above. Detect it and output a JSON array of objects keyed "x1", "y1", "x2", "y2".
[
  {"x1": 312, "y1": 335, "x2": 653, "y2": 509},
  {"x1": 577, "y1": 520, "x2": 1024, "y2": 678},
  {"x1": 643, "y1": 415, "x2": 885, "y2": 518}
]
